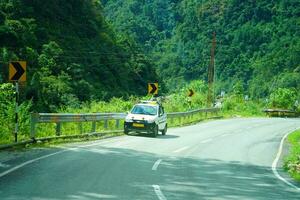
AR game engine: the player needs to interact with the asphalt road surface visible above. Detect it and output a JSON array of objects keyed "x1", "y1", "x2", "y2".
[{"x1": 0, "y1": 118, "x2": 300, "y2": 200}]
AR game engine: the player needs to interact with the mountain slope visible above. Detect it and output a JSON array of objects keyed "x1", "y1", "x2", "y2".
[
  {"x1": 0, "y1": 0, "x2": 161, "y2": 111},
  {"x1": 102, "y1": 0, "x2": 300, "y2": 97}
]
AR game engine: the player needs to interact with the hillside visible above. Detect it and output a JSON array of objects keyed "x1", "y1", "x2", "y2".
[
  {"x1": 0, "y1": 0, "x2": 161, "y2": 111},
  {"x1": 102, "y1": 0, "x2": 300, "y2": 98}
]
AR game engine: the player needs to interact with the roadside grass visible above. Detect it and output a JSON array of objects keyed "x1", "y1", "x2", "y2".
[
  {"x1": 284, "y1": 129, "x2": 300, "y2": 182},
  {"x1": 221, "y1": 96, "x2": 265, "y2": 117}
]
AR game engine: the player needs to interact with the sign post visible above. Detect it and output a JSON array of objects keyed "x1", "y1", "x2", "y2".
[
  {"x1": 9, "y1": 61, "x2": 26, "y2": 142},
  {"x1": 14, "y1": 82, "x2": 19, "y2": 142}
]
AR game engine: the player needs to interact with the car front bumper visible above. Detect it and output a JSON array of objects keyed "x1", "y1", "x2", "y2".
[{"x1": 124, "y1": 121, "x2": 156, "y2": 133}]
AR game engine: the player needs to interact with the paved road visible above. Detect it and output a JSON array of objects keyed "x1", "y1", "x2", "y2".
[{"x1": 0, "y1": 118, "x2": 300, "y2": 200}]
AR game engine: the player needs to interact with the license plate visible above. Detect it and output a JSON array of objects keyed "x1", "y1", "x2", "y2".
[{"x1": 133, "y1": 123, "x2": 144, "y2": 128}]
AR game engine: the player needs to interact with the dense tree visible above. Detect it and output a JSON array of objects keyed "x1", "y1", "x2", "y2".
[
  {"x1": 0, "y1": 0, "x2": 162, "y2": 112},
  {"x1": 102, "y1": 0, "x2": 300, "y2": 98}
]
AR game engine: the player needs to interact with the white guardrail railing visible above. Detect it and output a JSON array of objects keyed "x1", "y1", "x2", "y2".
[{"x1": 30, "y1": 108, "x2": 220, "y2": 139}]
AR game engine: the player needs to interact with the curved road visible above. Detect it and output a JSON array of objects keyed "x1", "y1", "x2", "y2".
[{"x1": 0, "y1": 118, "x2": 300, "y2": 199}]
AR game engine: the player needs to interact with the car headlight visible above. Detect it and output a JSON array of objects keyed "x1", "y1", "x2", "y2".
[
  {"x1": 125, "y1": 118, "x2": 133, "y2": 123},
  {"x1": 147, "y1": 119, "x2": 155, "y2": 123}
]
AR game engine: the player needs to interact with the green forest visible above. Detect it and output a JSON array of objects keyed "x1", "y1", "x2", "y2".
[
  {"x1": 0, "y1": 0, "x2": 299, "y2": 112},
  {"x1": 103, "y1": 0, "x2": 300, "y2": 98},
  {"x1": 0, "y1": 0, "x2": 161, "y2": 112}
]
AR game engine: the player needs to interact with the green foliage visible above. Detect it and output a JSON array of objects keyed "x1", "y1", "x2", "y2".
[
  {"x1": 222, "y1": 95, "x2": 264, "y2": 117},
  {"x1": 0, "y1": 0, "x2": 162, "y2": 112},
  {"x1": 268, "y1": 88, "x2": 297, "y2": 110},
  {"x1": 284, "y1": 130, "x2": 300, "y2": 182},
  {"x1": 0, "y1": 83, "x2": 16, "y2": 143},
  {"x1": 103, "y1": 0, "x2": 300, "y2": 96},
  {"x1": 0, "y1": 83, "x2": 31, "y2": 144},
  {"x1": 164, "y1": 80, "x2": 207, "y2": 112}
]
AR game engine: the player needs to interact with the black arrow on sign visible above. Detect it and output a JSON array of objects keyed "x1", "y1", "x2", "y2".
[
  {"x1": 150, "y1": 83, "x2": 157, "y2": 94},
  {"x1": 11, "y1": 62, "x2": 25, "y2": 81},
  {"x1": 188, "y1": 89, "x2": 194, "y2": 97}
]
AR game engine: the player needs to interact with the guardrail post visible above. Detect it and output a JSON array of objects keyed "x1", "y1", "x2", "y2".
[
  {"x1": 78, "y1": 122, "x2": 83, "y2": 134},
  {"x1": 104, "y1": 119, "x2": 108, "y2": 129},
  {"x1": 115, "y1": 119, "x2": 120, "y2": 129},
  {"x1": 56, "y1": 122, "x2": 61, "y2": 136},
  {"x1": 91, "y1": 121, "x2": 96, "y2": 132},
  {"x1": 30, "y1": 113, "x2": 38, "y2": 139}
]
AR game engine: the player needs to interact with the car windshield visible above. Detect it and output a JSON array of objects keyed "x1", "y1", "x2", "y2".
[{"x1": 131, "y1": 105, "x2": 157, "y2": 116}]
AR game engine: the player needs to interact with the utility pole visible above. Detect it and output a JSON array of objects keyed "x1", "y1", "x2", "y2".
[{"x1": 207, "y1": 31, "x2": 216, "y2": 107}]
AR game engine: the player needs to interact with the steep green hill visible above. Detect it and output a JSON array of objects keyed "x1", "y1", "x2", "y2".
[
  {"x1": 102, "y1": 0, "x2": 300, "y2": 98},
  {"x1": 0, "y1": 0, "x2": 161, "y2": 111}
]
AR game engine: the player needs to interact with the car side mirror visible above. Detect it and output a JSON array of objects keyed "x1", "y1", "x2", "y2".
[{"x1": 126, "y1": 111, "x2": 130, "y2": 114}]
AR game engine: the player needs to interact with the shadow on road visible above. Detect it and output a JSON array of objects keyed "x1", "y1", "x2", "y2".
[
  {"x1": 0, "y1": 145, "x2": 299, "y2": 200},
  {"x1": 128, "y1": 133, "x2": 179, "y2": 139}
]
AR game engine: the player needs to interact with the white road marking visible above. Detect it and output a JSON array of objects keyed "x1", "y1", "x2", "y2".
[
  {"x1": 0, "y1": 163, "x2": 10, "y2": 168},
  {"x1": 152, "y1": 159, "x2": 162, "y2": 171},
  {"x1": 173, "y1": 146, "x2": 189, "y2": 153},
  {"x1": 152, "y1": 185, "x2": 167, "y2": 200},
  {"x1": 0, "y1": 150, "x2": 68, "y2": 178},
  {"x1": 272, "y1": 128, "x2": 300, "y2": 191},
  {"x1": 200, "y1": 138, "x2": 212, "y2": 144},
  {"x1": 111, "y1": 142, "x2": 124, "y2": 147},
  {"x1": 220, "y1": 133, "x2": 230, "y2": 137},
  {"x1": 0, "y1": 139, "x2": 124, "y2": 179}
]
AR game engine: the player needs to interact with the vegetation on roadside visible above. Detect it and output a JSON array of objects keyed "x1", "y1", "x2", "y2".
[
  {"x1": 0, "y1": 83, "x2": 31, "y2": 143},
  {"x1": 0, "y1": 80, "x2": 267, "y2": 145},
  {"x1": 284, "y1": 130, "x2": 300, "y2": 182}
]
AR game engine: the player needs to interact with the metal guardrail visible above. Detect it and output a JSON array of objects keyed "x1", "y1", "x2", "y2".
[
  {"x1": 30, "y1": 113, "x2": 126, "y2": 138},
  {"x1": 30, "y1": 108, "x2": 220, "y2": 139},
  {"x1": 0, "y1": 108, "x2": 220, "y2": 150},
  {"x1": 167, "y1": 108, "x2": 219, "y2": 118},
  {"x1": 263, "y1": 109, "x2": 298, "y2": 117},
  {"x1": 167, "y1": 108, "x2": 220, "y2": 124}
]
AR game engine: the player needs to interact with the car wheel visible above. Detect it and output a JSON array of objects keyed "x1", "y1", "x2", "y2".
[
  {"x1": 162, "y1": 124, "x2": 167, "y2": 135},
  {"x1": 152, "y1": 125, "x2": 158, "y2": 137},
  {"x1": 124, "y1": 127, "x2": 129, "y2": 135}
]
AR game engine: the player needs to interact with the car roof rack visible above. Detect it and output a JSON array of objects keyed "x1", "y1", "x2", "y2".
[
  {"x1": 139, "y1": 100, "x2": 158, "y2": 105},
  {"x1": 139, "y1": 97, "x2": 163, "y2": 106}
]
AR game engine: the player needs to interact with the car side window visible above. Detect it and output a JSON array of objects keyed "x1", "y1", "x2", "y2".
[{"x1": 159, "y1": 106, "x2": 164, "y2": 116}]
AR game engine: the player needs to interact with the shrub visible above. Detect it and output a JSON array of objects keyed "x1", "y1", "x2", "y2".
[{"x1": 269, "y1": 88, "x2": 297, "y2": 110}]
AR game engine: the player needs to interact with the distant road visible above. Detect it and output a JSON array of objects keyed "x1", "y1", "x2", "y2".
[{"x1": 0, "y1": 118, "x2": 300, "y2": 200}]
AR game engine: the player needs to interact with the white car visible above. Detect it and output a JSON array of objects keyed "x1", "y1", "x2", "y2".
[{"x1": 124, "y1": 101, "x2": 167, "y2": 137}]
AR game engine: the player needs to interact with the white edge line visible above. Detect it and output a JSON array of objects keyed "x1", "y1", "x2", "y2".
[
  {"x1": 173, "y1": 146, "x2": 189, "y2": 153},
  {"x1": 200, "y1": 138, "x2": 212, "y2": 143},
  {"x1": 220, "y1": 133, "x2": 230, "y2": 137},
  {"x1": 272, "y1": 128, "x2": 300, "y2": 191},
  {"x1": 152, "y1": 159, "x2": 162, "y2": 171},
  {"x1": 0, "y1": 150, "x2": 68, "y2": 178},
  {"x1": 0, "y1": 139, "x2": 120, "y2": 179},
  {"x1": 152, "y1": 185, "x2": 167, "y2": 200}
]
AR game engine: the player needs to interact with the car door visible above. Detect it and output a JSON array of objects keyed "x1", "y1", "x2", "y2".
[{"x1": 158, "y1": 106, "x2": 167, "y2": 130}]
